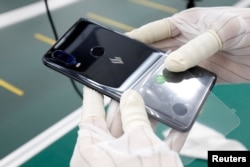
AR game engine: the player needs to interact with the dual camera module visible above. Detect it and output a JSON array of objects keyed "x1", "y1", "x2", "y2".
[{"x1": 52, "y1": 46, "x2": 105, "y2": 67}]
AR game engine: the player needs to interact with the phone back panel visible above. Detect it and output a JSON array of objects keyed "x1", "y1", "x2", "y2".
[{"x1": 43, "y1": 19, "x2": 162, "y2": 88}]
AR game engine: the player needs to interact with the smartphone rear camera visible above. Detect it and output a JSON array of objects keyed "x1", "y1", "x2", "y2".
[
  {"x1": 90, "y1": 46, "x2": 105, "y2": 57},
  {"x1": 173, "y1": 103, "x2": 188, "y2": 116},
  {"x1": 52, "y1": 50, "x2": 78, "y2": 67}
]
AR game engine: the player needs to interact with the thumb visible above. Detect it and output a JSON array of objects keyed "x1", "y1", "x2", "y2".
[
  {"x1": 120, "y1": 90, "x2": 151, "y2": 132},
  {"x1": 125, "y1": 18, "x2": 173, "y2": 44},
  {"x1": 165, "y1": 30, "x2": 222, "y2": 72}
]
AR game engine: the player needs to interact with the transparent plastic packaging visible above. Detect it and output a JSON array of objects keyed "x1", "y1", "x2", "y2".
[{"x1": 132, "y1": 56, "x2": 216, "y2": 132}]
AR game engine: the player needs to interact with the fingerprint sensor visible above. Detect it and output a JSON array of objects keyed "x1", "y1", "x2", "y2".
[{"x1": 90, "y1": 46, "x2": 105, "y2": 57}]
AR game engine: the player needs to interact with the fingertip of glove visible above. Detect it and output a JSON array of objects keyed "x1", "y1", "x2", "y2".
[
  {"x1": 120, "y1": 90, "x2": 151, "y2": 132},
  {"x1": 83, "y1": 86, "x2": 103, "y2": 100},
  {"x1": 82, "y1": 86, "x2": 105, "y2": 120},
  {"x1": 165, "y1": 55, "x2": 188, "y2": 72},
  {"x1": 120, "y1": 89, "x2": 144, "y2": 109}
]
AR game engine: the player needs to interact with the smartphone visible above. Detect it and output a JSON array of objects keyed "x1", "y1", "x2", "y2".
[{"x1": 42, "y1": 18, "x2": 216, "y2": 132}]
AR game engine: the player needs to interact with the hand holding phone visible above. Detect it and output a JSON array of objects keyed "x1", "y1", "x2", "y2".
[{"x1": 43, "y1": 18, "x2": 216, "y2": 131}]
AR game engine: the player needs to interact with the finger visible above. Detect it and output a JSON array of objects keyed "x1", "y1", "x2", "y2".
[
  {"x1": 165, "y1": 30, "x2": 222, "y2": 72},
  {"x1": 165, "y1": 129, "x2": 190, "y2": 152},
  {"x1": 125, "y1": 18, "x2": 179, "y2": 44},
  {"x1": 106, "y1": 99, "x2": 124, "y2": 137},
  {"x1": 120, "y1": 89, "x2": 151, "y2": 132},
  {"x1": 81, "y1": 86, "x2": 105, "y2": 122}
]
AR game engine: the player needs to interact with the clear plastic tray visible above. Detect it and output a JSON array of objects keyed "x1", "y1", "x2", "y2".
[{"x1": 156, "y1": 91, "x2": 240, "y2": 165}]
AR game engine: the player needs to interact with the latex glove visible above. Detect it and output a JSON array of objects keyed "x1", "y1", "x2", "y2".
[
  {"x1": 105, "y1": 98, "x2": 189, "y2": 153},
  {"x1": 126, "y1": 7, "x2": 250, "y2": 83},
  {"x1": 70, "y1": 87, "x2": 183, "y2": 167}
]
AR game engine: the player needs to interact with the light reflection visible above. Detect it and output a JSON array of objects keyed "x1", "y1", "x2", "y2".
[{"x1": 166, "y1": 78, "x2": 205, "y2": 100}]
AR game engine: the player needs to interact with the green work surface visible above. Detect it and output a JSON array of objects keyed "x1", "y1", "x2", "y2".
[{"x1": 21, "y1": 83, "x2": 250, "y2": 167}]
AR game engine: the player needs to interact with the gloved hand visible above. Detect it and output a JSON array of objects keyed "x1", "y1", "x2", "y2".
[
  {"x1": 126, "y1": 7, "x2": 250, "y2": 83},
  {"x1": 70, "y1": 87, "x2": 183, "y2": 167},
  {"x1": 125, "y1": 7, "x2": 250, "y2": 161}
]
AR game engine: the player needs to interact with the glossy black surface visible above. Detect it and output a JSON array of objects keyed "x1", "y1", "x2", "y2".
[{"x1": 44, "y1": 19, "x2": 160, "y2": 88}]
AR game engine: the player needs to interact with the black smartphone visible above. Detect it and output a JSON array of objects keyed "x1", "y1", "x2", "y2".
[{"x1": 42, "y1": 18, "x2": 216, "y2": 132}]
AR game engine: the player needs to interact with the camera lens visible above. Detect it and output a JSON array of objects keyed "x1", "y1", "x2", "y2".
[{"x1": 52, "y1": 50, "x2": 77, "y2": 66}]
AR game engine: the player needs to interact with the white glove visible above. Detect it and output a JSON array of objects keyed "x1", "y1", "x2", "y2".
[
  {"x1": 126, "y1": 7, "x2": 250, "y2": 83},
  {"x1": 124, "y1": 7, "x2": 250, "y2": 160},
  {"x1": 70, "y1": 87, "x2": 183, "y2": 167}
]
